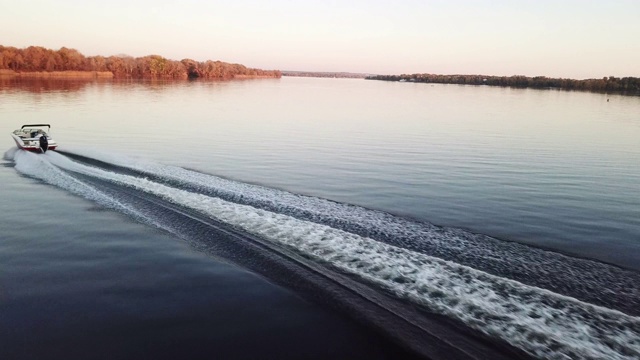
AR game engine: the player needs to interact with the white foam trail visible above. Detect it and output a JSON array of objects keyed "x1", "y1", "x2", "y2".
[
  {"x1": 13, "y1": 150, "x2": 640, "y2": 360},
  {"x1": 13, "y1": 151, "x2": 126, "y2": 210},
  {"x1": 64, "y1": 149, "x2": 640, "y2": 317},
  {"x1": 10, "y1": 151, "x2": 171, "y2": 235},
  {"x1": 3, "y1": 147, "x2": 19, "y2": 161}
]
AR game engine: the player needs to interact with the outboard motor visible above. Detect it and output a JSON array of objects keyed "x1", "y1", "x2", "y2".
[{"x1": 39, "y1": 135, "x2": 49, "y2": 153}]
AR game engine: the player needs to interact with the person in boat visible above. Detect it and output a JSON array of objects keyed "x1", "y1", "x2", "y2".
[{"x1": 39, "y1": 133, "x2": 49, "y2": 153}]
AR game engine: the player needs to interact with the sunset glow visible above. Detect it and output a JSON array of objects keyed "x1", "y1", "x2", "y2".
[{"x1": 2, "y1": 1, "x2": 639, "y2": 78}]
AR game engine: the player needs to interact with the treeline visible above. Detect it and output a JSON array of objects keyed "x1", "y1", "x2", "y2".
[
  {"x1": 366, "y1": 73, "x2": 640, "y2": 94},
  {"x1": 0, "y1": 45, "x2": 281, "y2": 79}
]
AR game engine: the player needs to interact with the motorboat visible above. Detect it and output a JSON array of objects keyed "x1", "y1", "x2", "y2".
[{"x1": 11, "y1": 124, "x2": 58, "y2": 153}]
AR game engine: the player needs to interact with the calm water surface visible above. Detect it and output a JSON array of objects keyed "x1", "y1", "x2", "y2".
[
  {"x1": 1, "y1": 77, "x2": 639, "y2": 359},
  {"x1": 6, "y1": 77, "x2": 637, "y2": 267}
]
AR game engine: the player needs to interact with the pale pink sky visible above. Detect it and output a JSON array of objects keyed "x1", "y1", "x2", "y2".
[{"x1": 1, "y1": 0, "x2": 639, "y2": 78}]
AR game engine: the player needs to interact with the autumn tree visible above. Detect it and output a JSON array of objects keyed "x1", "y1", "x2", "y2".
[{"x1": 0, "y1": 44, "x2": 281, "y2": 80}]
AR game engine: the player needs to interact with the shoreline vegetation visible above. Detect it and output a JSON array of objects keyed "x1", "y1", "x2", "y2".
[
  {"x1": 0, "y1": 45, "x2": 281, "y2": 79},
  {"x1": 366, "y1": 73, "x2": 640, "y2": 95}
]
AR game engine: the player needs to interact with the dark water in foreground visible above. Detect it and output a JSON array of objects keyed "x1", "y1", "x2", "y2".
[
  {"x1": 1, "y1": 78, "x2": 639, "y2": 359},
  {"x1": 0, "y1": 160, "x2": 412, "y2": 360}
]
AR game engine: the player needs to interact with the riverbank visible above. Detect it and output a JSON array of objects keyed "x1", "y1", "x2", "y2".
[
  {"x1": 367, "y1": 73, "x2": 640, "y2": 95},
  {"x1": 0, "y1": 45, "x2": 281, "y2": 80},
  {"x1": 0, "y1": 70, "x2": 278, "y2": 80}
]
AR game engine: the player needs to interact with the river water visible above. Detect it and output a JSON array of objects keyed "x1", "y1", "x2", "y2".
[{"x1": 1, "y1": 77, "x2": 639, "y2": 359}]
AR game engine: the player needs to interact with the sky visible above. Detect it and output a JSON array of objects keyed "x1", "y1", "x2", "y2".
[{"x1": 1, "y1": 0, "x2": 639, "y2": 79}]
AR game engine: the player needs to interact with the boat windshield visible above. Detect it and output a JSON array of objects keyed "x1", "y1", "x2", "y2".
[{"x1": 14, "y1": 128, "x2": 48, "y2": 138}]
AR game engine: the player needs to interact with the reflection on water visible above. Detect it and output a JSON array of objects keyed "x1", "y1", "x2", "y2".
[
  {"x1": 0, "y1": 76, "x2": 100, "y2": 93},
  {"x1": 0, "y1": 76, "x2": 255, "y2": 94}
]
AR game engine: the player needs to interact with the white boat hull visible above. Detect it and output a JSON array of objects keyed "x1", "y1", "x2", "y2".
[{"x1": 11, "y1": 126, "x2": 58, "y2": 153}]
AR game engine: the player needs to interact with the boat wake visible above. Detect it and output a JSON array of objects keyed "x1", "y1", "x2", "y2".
[{"x1": 9, "y1": 148, "x2": 640, "y2": 360}]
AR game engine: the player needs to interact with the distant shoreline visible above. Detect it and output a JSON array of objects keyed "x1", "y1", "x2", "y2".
[
  {"x1": 367, "y1": 73, "x2": 640, "y2": 95},
  {"x1": 282, "y1": 71, "x2": 371, "y2": 79}
]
